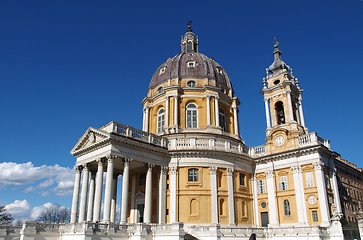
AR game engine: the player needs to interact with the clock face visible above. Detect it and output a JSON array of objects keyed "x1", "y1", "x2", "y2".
[{"x1": 275, "y1": 136, "x2": 285, "y2": 146}]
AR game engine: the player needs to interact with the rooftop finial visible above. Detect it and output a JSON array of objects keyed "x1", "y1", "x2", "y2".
[
  {"x1": 187, "y1": 20, "x2": 192, "y2": 32},
  {"x1": 274, "y1": 37, "x2": 280, "y2": 48}
]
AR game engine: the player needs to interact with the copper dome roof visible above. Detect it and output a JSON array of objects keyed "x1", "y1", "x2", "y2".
[{"x1": 149, "y1": 52, "x2": 232, "y2": 90}]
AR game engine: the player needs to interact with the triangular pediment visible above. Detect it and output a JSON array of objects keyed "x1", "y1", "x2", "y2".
[
  {"x1": 135, "y1": 191, "x2": 145, "y2": 199},
  {"x1": 70, "y1": 127, "x2": 110, "y2": 155}
]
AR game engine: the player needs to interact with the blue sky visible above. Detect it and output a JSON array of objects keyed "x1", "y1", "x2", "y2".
[{"x1": 0, "y1": 0, "x2": 362, "y2": 220}]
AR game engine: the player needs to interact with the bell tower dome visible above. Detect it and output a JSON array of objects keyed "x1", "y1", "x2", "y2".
[{"x1": 261, "y1": 38, "x2": 307, "y2": 153}]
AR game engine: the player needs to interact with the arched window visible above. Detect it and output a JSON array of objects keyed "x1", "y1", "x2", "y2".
[
  {"x1": 284, "y1": 200, "x2": 291, "y2": 216},
  {"x1": 275, "y1": 101, "x2": 285, "y2": 125},
  {"x1": 157, "y1": 108, "x2": 165, "y2": 133},
  {"x1": 186, "y1": 103, "x2": 198, "y2": 128},
  {"x1": 219, "y1": 108, "x2": 226, "y2": 131},
  {"x1": 188, "y1": 168, "x2": 199, "y2": 182}
]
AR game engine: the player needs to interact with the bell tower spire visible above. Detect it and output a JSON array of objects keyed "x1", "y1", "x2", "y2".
[
  {"x1": 181, "y1": 21, "x2": 199, "y2": 53},
  {"x1": 261, "y1": 38, "x2": 307, "y2": 153}
]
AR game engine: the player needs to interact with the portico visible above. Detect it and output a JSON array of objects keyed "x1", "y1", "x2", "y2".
[{"x1": 70, "y1": 122, "x2": 169, "y2": 224}]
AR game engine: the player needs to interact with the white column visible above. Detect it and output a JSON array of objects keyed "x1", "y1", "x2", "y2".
[
  {"x1": 292, "y1": 165, "x2": 308, "y2": 225},
  {"x1": 298, "y1": 167, "x2": 309, "y2": 224},
  {"x1": 142, "y1": 107, "x2": 146, "y2": 131},
  {"x1": 214, "y1": 97, "x2": 219, "y2": 127},
  {"x1": 158, "y1": 166, "x2": 167, "y2": 224},
  {"x1": 110, "y1": 174, "x2": 118, "y2": 223},
  {"x1": 87, "y1": 171, "x2": 96, "y2": 222},
  {"x1": 210, "y1": 167, "x2": 218, "y2": 224},
  {"x1": 206, "y1": 95, "x2": 211, "y2": 125},
  {"x1": 173, "y1": 95, "x2": 178, "y2": 127},
  {"x1": 170, "y1": 167, "x2": 177, "y2": 223},
  {"x1": 232, "y1": 105, "x2": 239, "y2": 137},
  {"x1": 252, "y1": 174, "x2": 260, "y2": 226},
  {"x1": 314, "y1": 161, "x2": 330, "y2": 227},
  {"x1": 264, "y1": 97, "x2": 271, "y2": 128},
  {"x1": 120, "y1": 159, "x2": 130, "y2": 223},
  {"x1": 165, "y1": 96, "x2": 170, "y2": 129},
  {"x1": 144, "y1": 106, "x2": 150, "y2": 132},
  {"x1": 286, "y1": 90, "x2": 294, "y2": 122},
  {"x1": 70, "y1": 166, "x2": 81, "y2": 224},
  {"x1": 298, "y1": 96, "x2": 306, "y2": 127},
  {"x1": 130, "y1": 174, "x2": 137, "y2": 223},
  {"x1": 331, "y1": 168, "x2": 343, "y2": 215},
  {"x1": 93, "y1": 159, "x2": 104, "y2": 222},
  {"x1": 227, "y1": 168, "x2": 235, "y2": 225},
  {"x1": 144, "y1": 164, "x2": 153, "y2": 223},
  {"x1": 266, "y1": 170, "x2": 278, "y2": 226},
  {"x1": 103, "y1": 156, "x2": 114, "y2": 223},
  {"x1": 78, "y1": 164, "x2": 89, "y2": 222}
]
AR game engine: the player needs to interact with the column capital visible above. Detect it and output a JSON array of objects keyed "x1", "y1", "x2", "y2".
[
  {"x1": 75, "y1": 165, "x2": 82, "y2": 173},
  {"x1": 146, "y1": 163, "x2": 154, "y2": 170},
  {"x1": 265, "y1": 170, "x2": 274, "y2": 178},
  {"x1": 160, "y1": 166, "x2": 168, "y2": 174},
  {"x1": 106, "y1": 154, "x2": 116, "y2": 162},
  {"x1": 264, "y1": 96, "x2": 270, "y2": 102},
  {"x1": 251, "y1": 173, "x2": 257, "y2": 181},
  {"x1": 210, "y1": 166, "x2": 217, "y2": 174},
  {"x1": 96, "y1": 158, "x2": 104, "y2": 166},
  {"x1": 286, "y1": 89, "x2": 292, "y2": 94},
  {"x1": 227, "y1": 168, "x2": 234, "y2": 176},
  {"x1": 291, "y1": 165, "x2": 302, "y2": 174},
  {"x1": 330, "y1": 167, "x2": 337, "y2": 176},
  {"x1": 313, "y1": 161, "x2": 324, "y2": 171},
  {"x1": 124, "y1": 158, "x2": 132, "y2": 166},
  {"x1": 170, "y1": 166, "x2": 178, "y2": 174},
  {"x1": 205, "y1": 94, "x2": 211, "y2": 99},
  {"x1": 214, "y1": 96, "x2": 219, "y2": 100}
]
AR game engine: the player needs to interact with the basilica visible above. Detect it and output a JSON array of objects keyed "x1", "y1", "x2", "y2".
[{"x1": 11, "y1": 25, "x2": 363, "y2": 240}]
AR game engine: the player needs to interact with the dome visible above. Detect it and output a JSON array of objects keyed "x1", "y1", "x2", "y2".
[
  {"x1": 148, "y1": 26, "x2": 233, "y2": 91},
  {"x1": 149, "y1": 52, "x2": 233, "y2": 90}
]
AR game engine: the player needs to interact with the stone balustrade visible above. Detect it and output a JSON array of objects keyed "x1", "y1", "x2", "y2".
[
  {"x1": 168, "y1": 137, "x2": 249, "y2": 155},
  {"x1": 297, "y1": 132, "x2": 330, "y2": 149},
  {"x1": 109, "y1": 122, "x2": 168, "y2": 148},
  {"x1": 250, "y1": 145, "x2": 266, "y2": 157}
]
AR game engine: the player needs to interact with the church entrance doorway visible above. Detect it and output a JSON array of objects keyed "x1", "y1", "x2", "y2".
[{"x1": 137, "y1": 204, "x2": 144, "y2": 223}]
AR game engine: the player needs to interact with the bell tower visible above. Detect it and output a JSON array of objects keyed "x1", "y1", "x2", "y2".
[{"x1": 261, "y1": 39, "x2": 307, "y2": 153}]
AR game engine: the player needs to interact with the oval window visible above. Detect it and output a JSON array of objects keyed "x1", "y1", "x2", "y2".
[
  {"x1": 187, "y1": 81, "x2": 196, "y2": 87},
  {"x1": 274, "y1": 80, "x2": 280, "y2": 85}
]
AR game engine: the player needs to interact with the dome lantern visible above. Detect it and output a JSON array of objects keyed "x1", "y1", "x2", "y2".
[{"x1": 181, "y1": 21, "x2": 199, "y2": 53}]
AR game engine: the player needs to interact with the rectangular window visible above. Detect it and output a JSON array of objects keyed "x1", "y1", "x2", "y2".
[
  {"x1": 188, "y1": 168, "x2": 199, "y2": 182},
  {"x1": 278, "y1": 176, "x2": 288, "y2": 191},
  {"x1": 306, "y1": 172, "x2": 314, "y2": 187},
  {"x1": 239, "y1": 173, "x2": 245, "y2": 186},
  {"x1": 312, "y1": 210, "x2": 319, "y2": 222},
  {"x1": 257, "y1": 180, "x2": 266, "y2": 194}
]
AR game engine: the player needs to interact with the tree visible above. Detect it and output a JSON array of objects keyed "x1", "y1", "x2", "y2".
[
  {"x1": 0, "y1": 205, "x2": 13, "y2": 225},
  {"x1": 36, "y1": 204, "x2": 70, "y2": 224}
]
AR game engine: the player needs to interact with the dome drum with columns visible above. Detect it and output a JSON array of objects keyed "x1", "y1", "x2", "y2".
[{"x1": 39, "y1": 25, "x2": 359, "y2": 240}]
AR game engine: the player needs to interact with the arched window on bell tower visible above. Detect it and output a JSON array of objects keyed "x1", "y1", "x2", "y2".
[{"x1": 275, "y1": 101, "x2": 285, "y2": 125}]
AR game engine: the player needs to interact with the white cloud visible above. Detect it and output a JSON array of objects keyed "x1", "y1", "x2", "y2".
[
  {"x1": 30, "y1": 202, "x2": 53, "y2": 220},
  {"x1": 0, "y1": 162, "x2": 75, "y2": 197},
  {"x1": 5, "y1": 200, "x2": 30, "y2": 219}
]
